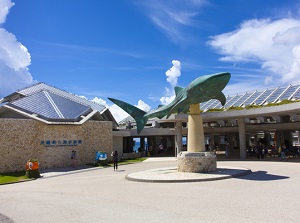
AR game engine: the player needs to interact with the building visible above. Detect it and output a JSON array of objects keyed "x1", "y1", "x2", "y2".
[
  {"x1": 1, "y1": 81, "x2": 299, "y2": 173},
  {"x1": 0, "y1": 83, "x2": 117, "y2": 173},
  {"x1": 112, "y1": 83, "x2": 300, "y2": 159}
]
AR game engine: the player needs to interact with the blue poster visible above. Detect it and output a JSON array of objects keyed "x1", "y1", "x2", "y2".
[{"x1": 96, "y1": 151, "x2": 107, "y2": 161}]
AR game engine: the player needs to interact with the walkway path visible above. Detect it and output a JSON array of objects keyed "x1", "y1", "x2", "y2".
[{"x1": 0, "y1": 158, "x2": 299, "y2": 223}]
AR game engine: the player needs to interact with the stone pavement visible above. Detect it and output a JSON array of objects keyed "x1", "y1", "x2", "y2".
[
  {"x1": 0, "y1": 214, "x2": 13, "y2": 223},
  {"x1": 38, "y1": 157, "x2": 251, "y2": 183},
  {"x1": 126, "y1": 166, "x2": 251, "y2": 182},
  {"x1": 1, "y1": 157, "x2": 299, "y2": 223}
]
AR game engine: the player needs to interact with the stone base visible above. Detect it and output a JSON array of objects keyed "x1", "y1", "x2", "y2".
[{"x1": 177, "y1": 152, "x2": 217, "y2": 173}]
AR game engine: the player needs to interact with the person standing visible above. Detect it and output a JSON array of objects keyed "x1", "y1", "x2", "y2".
[
  {"x1": 71, "y1": 150, "x2": 77, "y2": 167},
  {"x1": 112, "y1": 151, "x2": 118, "y2": 171},
  {"x1": 257, "y1": 142, "x2": 263, "y2": 160},
  {"x1": 280, "y1": 144, "x2": 287, "y2": 161},
  {"x1": 225, "y1": 142, "x2": 229, "y2": 159}
]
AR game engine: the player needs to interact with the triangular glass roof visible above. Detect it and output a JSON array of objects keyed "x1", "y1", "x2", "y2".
[{"x1": 9, "y1": 90, "x2": 91, "y2": 121}]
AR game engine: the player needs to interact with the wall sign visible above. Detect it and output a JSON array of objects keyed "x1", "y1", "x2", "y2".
[{"x1": 41, "y1": 139, "x2": 83, "y2": 147}]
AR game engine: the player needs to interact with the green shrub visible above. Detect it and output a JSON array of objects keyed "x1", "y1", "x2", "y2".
[
  {"x1": 245, "y1": 104, "x2": 261, "y2": 109},
  {"x1": 26, "y1": 169, "x2": 41, "y2": 179},
  {"x1": 206, "y1": 108, "x2": 224, "y2": 112},
  {"x1": 226, "y1": 106, "x2": 244, "y2": 111}
]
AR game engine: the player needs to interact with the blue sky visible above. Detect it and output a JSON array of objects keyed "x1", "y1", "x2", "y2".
[{"x1": 1, "y1": 0, "x2": 300, "y2": 121}]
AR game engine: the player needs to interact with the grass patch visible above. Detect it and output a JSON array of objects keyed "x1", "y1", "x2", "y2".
[
  {"x1": 88, "y1": 157, "x2": 147, "y2": 168},
  {"x1": 119, "y1": 157, "x2": 147, "y2": 165},
  {"x1": 206, "y1": 108, "x2": 224, "y2": 112},
  {"x1": 226, "y1": 106, "x2": 244, "y2": 111},
  {"x1": 0, "y1": 171, "x2": 30, "y2": 185}
]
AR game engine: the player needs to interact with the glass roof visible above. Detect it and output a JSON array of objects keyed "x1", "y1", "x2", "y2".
[{"x1": 201, "y1": 83, "x2": 300, "y2": 111}]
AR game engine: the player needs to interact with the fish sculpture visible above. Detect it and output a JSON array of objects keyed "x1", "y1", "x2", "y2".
[{"x1": 108, "y1": 72, "x2": 231, "y2": 134}]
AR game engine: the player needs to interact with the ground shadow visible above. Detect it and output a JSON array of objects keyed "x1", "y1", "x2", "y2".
[{"x1": 236, "y1": 170, "x2": 289, "y2": 181}]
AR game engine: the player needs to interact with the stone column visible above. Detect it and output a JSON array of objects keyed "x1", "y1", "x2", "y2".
[
  {"x1": 175, "y1": 121, "x2": 183, "y2": 155},
  {"x1": 177, "y1": 104, "x2": 216, "y2": 173},
  {"x1": 187, "y1": 104, "x2": 205, "y2": 152},
  {"x1": 238, "y1": 118, "x2": 246, "y2": 159}
]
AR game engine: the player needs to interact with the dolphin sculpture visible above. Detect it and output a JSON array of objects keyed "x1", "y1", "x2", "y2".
[{"x1": 108, "y1": 72, "x2": 231, "y2": 134}]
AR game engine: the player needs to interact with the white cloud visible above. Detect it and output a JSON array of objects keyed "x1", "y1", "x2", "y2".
[
  {"x1": 160, "y1": 94, "x2": 176, "y2": 105},
  {"x1": 160, "y1": 60, "x2": 182, "y2": 105},
  {"x1": 0, "y1": 0, "x2": 34, "y2": 98},
  {"x1": 0, "y1": 0, "x2": 14, "y2": 24},
  {"x1": 208, "y1": 18, "x2": 300, "y2": 85},
  {"x1": 135, "y1": 100, "x2": 151, "y2": 112},
  {"x1": 166, "y1": 60, "x2": 181, "y2": 86},
  {"x1": 136, "y1": 0, "x2": 207, "y2": 43},
  {"x1": 91, "y1": 97, "x2": 108, "y2": 106}
]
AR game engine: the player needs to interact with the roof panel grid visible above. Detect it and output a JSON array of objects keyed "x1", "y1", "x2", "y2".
[
  {"x1": 11, "y1": 91, "x2": 60, "y2": 119},
  {"x1": 242, "y1": 91, "x2": 261, "y2": 106},
  {"x1": 278, "y1": 85, "x2": 298, "y2": 101},
  {"x1": 233, "y1": 92, "x2": 253, "y2": 107},
  {"x1": 17, "y1": 83, "x2": 106, "y2": 113},
  {"x1": 253, "y1": 89, "x2": 274, "y2": 105},
  {"x1": 209, "y1": 99, "x2": 222, "y2": 109},
  {"x1": 213, "y1": 101, "x2": 223, "y2": 109},
  {"x1": 265, "y1": 87, "x2": 286, "y2": 103},
  {"x1": 292, "y1": 87, "x2": 300, "y2": 100},
  {"x1": 200, "y1": 100, "x2": 210, "y2": 109},
  {"x1": 10, "y1": 90, "x2": 91, "y2": 120},
  {"x1": 224, "y1": 94, "x2": 243, "y2": 108},
  {"x1": 47, "y1": 91, "x2": 91, "y2": 119},
  {"x1": 201, "y1": 99, "x2": 215, "y2": 110}
]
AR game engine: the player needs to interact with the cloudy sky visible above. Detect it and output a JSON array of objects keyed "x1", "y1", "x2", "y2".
[{"x1": 1, "y1": 0, "x2": 300, "y2": 122}]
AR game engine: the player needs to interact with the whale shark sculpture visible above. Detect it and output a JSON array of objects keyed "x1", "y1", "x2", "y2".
[{"x1": 108, "y1": 72, "x2": 231, "y2": 134}]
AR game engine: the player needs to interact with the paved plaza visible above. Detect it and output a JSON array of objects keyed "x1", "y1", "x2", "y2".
[{"x1": 0, "y1": 157, "x2": 299, "y2": 223}]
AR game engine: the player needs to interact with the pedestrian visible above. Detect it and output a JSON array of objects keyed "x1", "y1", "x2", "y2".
[
  {"x1": 71, "y1": 150, "x2": 77, "y2": 167},
  {"x1": 257, "y1": 142, "x2": 263, "y2": 159},
  {"x1": 225, "y1": 142, "x2": 229, "y2": 158},
  {"x1": 280, "y1": 144, "x2": 287, "y2": 161},
  {"x1": 112, "y1": 151, "x2": 118, "y2": 171}
]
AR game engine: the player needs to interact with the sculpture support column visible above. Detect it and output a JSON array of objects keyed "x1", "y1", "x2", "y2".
[
  {"x1": 187, "y1": 104, "x2": 205, "y2": 152},
  {"x1": 178, "y1": 103, "x2": 216, "y2": 173}
]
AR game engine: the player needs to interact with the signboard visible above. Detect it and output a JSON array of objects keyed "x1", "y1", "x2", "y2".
[
  {"x1": 96, "y1": 151, "x2": 107, "y2": 161},
  {"x1": 41, "y1": 139, "x2": 83, "y2": 147}
]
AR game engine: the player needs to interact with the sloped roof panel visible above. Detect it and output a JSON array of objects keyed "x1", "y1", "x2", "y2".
[
  {"x1": 17, "y1": 82, "x2": 106, "y2": 113},
  {"x1": 293, "y1": 88, "x2": 300, "y2": 99},
  {"x1": 10, "y1": 90, "x2": 91, "y2": 120},
  {"x1": 279, "y1": 85, "x2": 299, "y2": 101},
  {"x1": 47, "y1": 91, "x2": 91, "y2": 119},
  {"x1": 11, "y1": 91, "x2": 60, "y2": 119}
]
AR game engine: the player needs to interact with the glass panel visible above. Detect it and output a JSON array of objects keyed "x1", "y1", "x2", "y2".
[
  {"x1": 292, "y1": 87, "x2": 300, "y2": 99},
  {"x1": 224, "y1": 95, "x2": 242, "y2": 108},
  {"x1": 243, "y1": 91, "x2": 261, "y2": 106},
  {"x1": 253, "y1": 89, "x2": 273, "y2": 105},
  {"x1": 265, "y1": 87, "x2": 284, "y2": 103},
  {"x1": 279, "y1": 85, "x2": 299, "y2": 100},
  {"x1": 232, "y1": 92, "x2": 252, "y2": 107}
]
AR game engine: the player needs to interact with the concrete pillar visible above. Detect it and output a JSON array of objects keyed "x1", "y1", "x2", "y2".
[
  {"x1": 140, "y1": 137, "x2": 145, "y2": 150},
  {"x1": 187, "y1": 104, "x2": 205, "y2": 152},
  {"x1": 274, "y1": 131, "x2": 280, "y2": 149},
  {"x1": 238, "y1": 118, "x2": 246, "y2": 159},
  {"x1": 265, "y1": 132, "x2": 271, "y2": 147},
  {"x1": 175, "y1": 121, "x2": 183, "y2": 155}
]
